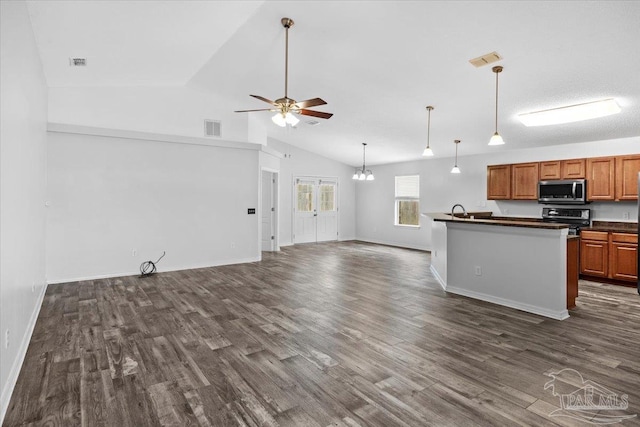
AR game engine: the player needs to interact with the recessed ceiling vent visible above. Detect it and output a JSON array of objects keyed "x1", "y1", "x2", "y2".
[
  {"x1": 469, "y1": 51, "x2": 502, "y2": 68},
  {"x1": 69, "y1": 57, "x2": 87, "y2": 67},
  {"x1": 204, "y1": 120, "x2": 221, "y2": 138},
  {"x1": 306, "y1": 120, "x2": 320, "y2": 126}
]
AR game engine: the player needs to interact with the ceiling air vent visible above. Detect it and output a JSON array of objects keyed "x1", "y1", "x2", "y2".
[
  {"x1": 204, "y1": 120, "x2": 221, "y2": 138},
  {"x1": 306, "y1": 120, "x2": 320, "y2": 126},
  {"x1": 469, "y1": 51, "x2": 502, "y2": 68},
  {"x1": 69, "y1": 57, "x2": 87, "y2": 67}
]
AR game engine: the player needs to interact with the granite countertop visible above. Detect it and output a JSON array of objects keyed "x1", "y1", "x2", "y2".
[
  {"x1": 425, "y1": 213, "x2": 570, "y2": 230},
  {"x1": 584, "y1": 221, "x2": 638, "y2": 234}
]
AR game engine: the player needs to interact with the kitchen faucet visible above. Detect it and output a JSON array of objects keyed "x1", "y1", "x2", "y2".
[{"x1": 451, "y1": 203, "x2": 468, "y2": 219}]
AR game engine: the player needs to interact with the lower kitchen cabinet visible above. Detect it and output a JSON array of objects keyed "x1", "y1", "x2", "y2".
[
  {"x1": 610, "y1": 233, "x2": 638, "y2": 281},
  {"x1": 580, "y1": 230, "x2": 638, "y2": 282},
  {"x1": 580, "y1": 232, "x2": 608, "y2": 277}
]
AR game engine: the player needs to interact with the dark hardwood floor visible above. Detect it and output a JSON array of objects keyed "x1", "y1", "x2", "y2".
[{"x1": 4, "y1": 241, "x2": 640, "y2": 426}]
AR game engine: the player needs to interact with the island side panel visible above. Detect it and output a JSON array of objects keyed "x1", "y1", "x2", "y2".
[
  {"x1": 430, "y1": 220, "x2": 447, "y2": 289},
  {"x1": 445, "y1": 222, "x2": 569, "y2": 320}
]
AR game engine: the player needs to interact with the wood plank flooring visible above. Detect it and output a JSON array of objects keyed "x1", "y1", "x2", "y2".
[{"x1": 4, "y1": 241, "x2": 640, "y2": 426}]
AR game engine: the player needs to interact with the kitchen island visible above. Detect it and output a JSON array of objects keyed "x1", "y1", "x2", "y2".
[{"x1": 427, "y1": 213, "x2": 574, "y2": 320}]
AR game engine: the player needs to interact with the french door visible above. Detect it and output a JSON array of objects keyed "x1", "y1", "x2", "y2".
[{"x1": 294, "y1": 177, "x2": 338, "y2": 244}]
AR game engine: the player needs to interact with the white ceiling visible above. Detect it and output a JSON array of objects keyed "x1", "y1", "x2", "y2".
[{"x1": 26, "y1": 1, "x2": 640, "y2": 167}]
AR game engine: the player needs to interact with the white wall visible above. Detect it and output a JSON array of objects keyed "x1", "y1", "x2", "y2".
[
  {"x1": 49, "y1": 86, "x2": 254, "y2": 143},
  {"x1": 266, "y1": 138, "x2": 356, "y2": 246},
  {"x1": 356, "y1": 137, "x2": 640, "y2": 251},
  {"x1": 0, "y1": 1, "x2": 48, "y2": 420},
  {"x1": 46, "y1": 131, "x2": 260, "y2": 283}
]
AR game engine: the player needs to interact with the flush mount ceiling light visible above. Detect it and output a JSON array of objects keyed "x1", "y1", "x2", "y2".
[
  {"x1": 489, "y1": 65, "x2": 505, "y2": 146},
  {"x1": 517, "y1": 98, "x2": 621, "y2": 127},
  {"x1": 352, "y1": 143, "x2": 374, "y2": 181},
  {"x1": 422, "y1": 106, "x2": 435, "y2": 157},
  {"x1": 451, "y1": 139, "x2": 461, "y2": 174},
  {"x1": 235, "y1": 18, "x2": 333, "y2": 127}
]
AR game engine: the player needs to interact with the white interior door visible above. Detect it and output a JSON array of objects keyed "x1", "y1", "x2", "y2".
[
  {"x1": 261, "y1": 171, "x2": 275, "y2": 251},
  {"x1": 316, "y1": 180, "x2": 338, "y2": 242},
  {"x1": 294, "y1": 177, "x2": 338, "y2": 244},
  {"x1": 294, "y1": 178, "x2": 317, "y2": 243}
]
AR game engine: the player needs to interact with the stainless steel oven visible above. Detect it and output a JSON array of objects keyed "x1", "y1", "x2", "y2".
[{"x1": 541, "y1": 207, "x2": 591, "y2": 235}]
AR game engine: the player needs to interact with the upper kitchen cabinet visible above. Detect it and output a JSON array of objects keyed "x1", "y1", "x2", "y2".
[
  {"x1": 587, "y1": 157, "x2": 615, "y2": 201},
  {"x1": 615, "y1": 155, "x2": 640, "y2": 200},
  {"x1": 540, "y1": 161, "x2": 561, "y2": 180},
  {"x1": 561, "y1": 159, "x2": 586, "y2": 179},
  {"x1": 511, "y1": 162, "x2": 539, "y2": 200},
  {"x1": 487, "y1": 165, "x2": 511, "y2": 200},
  {"x1": 540, "y1": 159, "x2": 586, "y2": 180}
]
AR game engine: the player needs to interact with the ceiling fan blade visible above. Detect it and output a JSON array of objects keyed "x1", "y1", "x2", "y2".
[
  {"x1": 250, "y1": 94, "x2": 276, "y2": 105},
  {"x1": 293, "y1": 98, "x2": 327, "y2": 109},
  {"x1": 234, "y1": 108, "x2": 274, "y2": 113},
  {"x1": 299, "y1": 109, "x2": 333, "y2": 119}
]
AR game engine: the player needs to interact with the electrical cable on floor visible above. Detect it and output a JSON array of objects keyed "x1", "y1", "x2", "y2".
[{"x1": 140, "y1": 251, "x2": 165, "y2": 277}]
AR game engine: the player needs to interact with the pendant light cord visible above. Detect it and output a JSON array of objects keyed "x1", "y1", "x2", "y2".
[
  {"x1": 454, "y1": 141, "x2": 458, "y2": 166},
  {"x1": 494, "y1": 70, "x2": 499, "y2": 132},
  {"x1": 427, "y1": 108, "x2": 432, "y2": 148},
  {"x1": 362, "y1": 143, "x2": 367, "y2": 172}
]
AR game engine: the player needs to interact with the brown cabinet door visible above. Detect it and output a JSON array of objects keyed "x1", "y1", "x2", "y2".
[
  {"x1": 487, "y1": 165, "x2": 511, "y2": 200},
  {"x1": 586, "y1": 157, "x2": 615, "y2": 201},
  {"x1": 580, "y1": 239, "x2": 608, "y2": 277},
  {"x1": 561, "y1": 159, "x2": 586, "y2": 179},
  {"x1": 540, "y1": 161, "x2": 561, "y2": 180},
  {"x1": 615, "y1": 155, "x2": 640, "y2": 201},
  {"x1": 511, "y1": 162, "x2": 539, "y2": 200},
  {"x1": 610, "y1": 242, "x2": 638, "y2": 281}
]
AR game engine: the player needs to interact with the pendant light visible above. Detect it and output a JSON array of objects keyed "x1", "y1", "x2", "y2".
[
  {"x1": 352, "y1": 143, "x2": 374, "y2": 181},
  {"x1": 422, "y1": 106, "x2": 434, "y2": 156},
  {"x1": 488, "y1": 65, "x2": 505, "y2": 146},
  {"x1": 450, "y1": 139, "x2": 461, "y2": 174}
]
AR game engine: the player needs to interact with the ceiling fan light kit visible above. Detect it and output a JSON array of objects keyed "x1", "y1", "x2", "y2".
[
  {"x1": 488, "y1": 65, "x2": 505, "y2": 146},
  {"x1": 422, "y1": 106, "x2": 435, "y2": 157},
  {"x1": 353, "y1": 143, "x2": 374, "y2": 181},
  {"x1": 235, "y1": 17, "x2": 333, "y2": 126}
]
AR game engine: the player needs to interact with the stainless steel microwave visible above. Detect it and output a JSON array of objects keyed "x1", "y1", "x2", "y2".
[{"x1": 538, "y1": 179, "x2": 588, "y2": 204}]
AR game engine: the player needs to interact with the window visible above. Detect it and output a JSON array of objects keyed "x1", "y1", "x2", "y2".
[
  {"x1": 296, "y1": 183, "x2": 314, "y2": 212},
  {"x1": 319, "y1": 182, "x2": 336, "y2": 212},
  {"x1": 395, "y1": 175, "x2": 420, "y2": 226}
]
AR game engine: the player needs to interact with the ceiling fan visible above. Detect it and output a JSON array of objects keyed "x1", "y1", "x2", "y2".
[{"x1": 235, "y1": 17, "x2": 333, "y2": 127}]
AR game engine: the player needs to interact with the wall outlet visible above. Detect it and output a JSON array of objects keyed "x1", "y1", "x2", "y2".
[
  {"x1": 434, "y1": 250, "x2": 438, "y2": 258},
  {"x1": 132, "y1": 249, "x2": 137, "y2": 257},
  {"x1": 474, "y1": 266, "x2": 482, "y2": 276},
  {"x1": 4, "y1": 329, "x2": 9, "y2": 349},
  {"x1": 623, "y1": 212, "x2": 630, "y2": 220},
  {"x1": 231, "y1": 242, "x2": 235, "y2": 248}
]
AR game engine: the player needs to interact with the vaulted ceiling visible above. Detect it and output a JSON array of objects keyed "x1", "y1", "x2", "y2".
[{"x1": 26, "y1": 1, "x2": 640, "y2": 166}]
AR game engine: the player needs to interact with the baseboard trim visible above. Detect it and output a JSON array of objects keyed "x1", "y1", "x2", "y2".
[
  {"x1": 354, "y1": 238, "x2": 430, "y2": 252},
  {"x1": 446, "y1": 285, "x2": 569, "y2": 321},
  {"x1": 46, "y1": 256, "x2": 261, "y2": 285},
  {"x1": 1, "y1": 283, "x2": 48, "y2": 424},
  {"x1": 430, "y1": 265, "x2": 447, "y2": 291}
]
